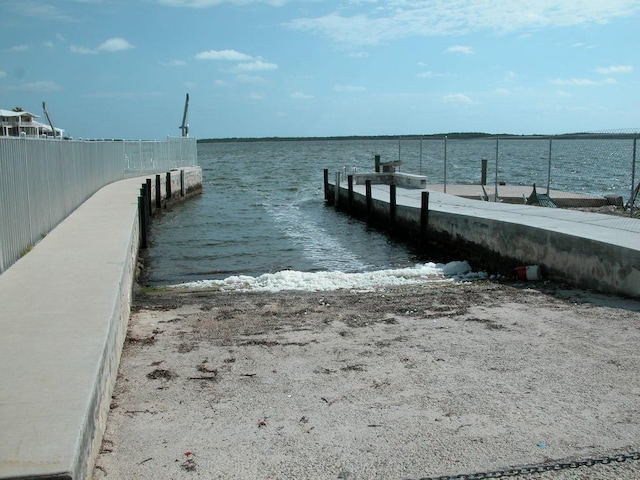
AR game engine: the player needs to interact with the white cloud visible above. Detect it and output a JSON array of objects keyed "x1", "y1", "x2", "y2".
[
  {"x1": 0, "y1": 70, "x2": 7, "y2": 78},
  {"x1": 334, "y1": 84, "x2": 366, "y2": 92},
  {"x1": 287, "y1": 0, "x2": 640, "y2": 46},
  {"x1": 595, "y1": 65, "x2": 633, "y2": 74},
  {"x1": 71, "y1": 37, "x2": 134, "y2": 54},
  {"x1": 10, "y1": 45, "x2": 30, "y2": 52},
  {"x1": 446, "y1": 45, "x2": 473, "y2": 54},
  {"x1": 231, "y1": 60, "x2": 278, "y2": 73},
  {"x1": 195, "y1": 49, "x2": 253, "y2": 61},
  {"x1": 549, "y1": 77, "x2": 617, "y2": 86},
  {"x1": 443, "y1": 93, "x2": 472, "y2": 104},
  {"x1": 161, "y1": 59, "x2": 187, "y2": 67},
  {"x1": 9, "y1": 1, "x2": 73, "y2": 21},
  {"x1": 291, "y1": 91, "x2": 313, "y2": 99},
  {"x1": 417, "y1": 70, "x2": 444, "y2": 78},
  {"x1": 97, "y1": 37, "x2": 134, "y2": 52},
  {"x1": 42, "y1": 41, "x2": 54, "y2": 48},
  {"x1": 156, "y1": 0, "x2": 288, "y2": 6},
  {"x1": 348, "y1": 51, "x2": 369, "y2": 58}
]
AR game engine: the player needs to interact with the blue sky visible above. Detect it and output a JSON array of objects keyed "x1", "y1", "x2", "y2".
[{"x1": 1, "y1": 0, "x2": 639, "y2": 139}]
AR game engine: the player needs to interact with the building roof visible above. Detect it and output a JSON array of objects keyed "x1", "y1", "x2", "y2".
[{"x1": 0, "y1": 109, "x2": 39, "y2": 118}]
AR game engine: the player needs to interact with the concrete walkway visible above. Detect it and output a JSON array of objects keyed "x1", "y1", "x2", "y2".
[
  {"x1": 0, "y1": 168, "x2": 201, "y2": 480},
  {"x1": 345, "y1": 182, "x2": 640, "y2": 297}
]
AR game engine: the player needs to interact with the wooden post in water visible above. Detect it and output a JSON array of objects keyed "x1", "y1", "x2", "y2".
[
  {"x1": 166, "y1": 171, "x2": 172, "y2": 199},
  {"x1": 481, "y1": 159, "x2": 488, "y2": 186},
  {"x1": 334, "y1": 172, "x2": 341, "y2": 208},
  {"x1": 145, "y1": 179, "x2": 152, "y2": 216},
  {"x1": 365, "y1": 180, "x2": 372, "y2": 221},
  {"x1": 323, "y1": 169, "x2": 329, "y2": 201},
  {"x1": 155, "y1": 174, "x2": 161, "y2": 209},
  {"x1": 141, "y1": 185, "x2": 150, "y2": 230},
  {"x1": 347, "y1": 175, "x2": 354, "y2": 213},
  {"x1": 180, "y1": 169, "x2": 185, "y2": 196},
  {"x1": 375, "y1": 155, "x2": 381, "y2": 173},
  {"x1": 138, "y1": 195, "x2": 147, "y2": 249},
  {"x1": 420, "y1": 191, "x2": 429, "y2": 240},
  {"x1": 390, "y1": 184, "x2": 396, "y2": 224}
]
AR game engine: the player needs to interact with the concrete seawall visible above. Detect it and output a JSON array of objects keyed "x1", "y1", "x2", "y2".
[
  {"x1": 327, "y1": 180, "x2": 640, "y2": 299},
  {"x1": 0, "y1": 167, "x2": 202, "y2": 480}
]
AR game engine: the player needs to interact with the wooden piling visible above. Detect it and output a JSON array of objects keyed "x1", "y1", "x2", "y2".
[
  {"x1": 375, "y1": 155, "x2": 381, "y2": 173},
  {"x1": 145, "y1": 179, "x2": 152, "y2": 217},
  {"x1": 155, "y1": 174, "x2": 161, "y2": 209},
  {"x1": 481, "y1": 159, "x2": 488, "y2": 186},
  {"x1": 138, "y1": 196, "x2": 147, "y2": 248},
  {"x1": 180, "y1": 169, "x2": 185, "y2": 197},
  {"x1": 347, "y1": 175, "x2": 354, "y2": 212},
  {"x1": 365, "y1": 180, "x2": 372, "y2": 221},
  {"x1": 334, "y1": 172, "x2": 341, "y2": 208},
  {"x1": 420, "y1": 191, "x2": 429, "y2": 240},
  {"x1": 390, "y1": 184, "x2": 396, "y2": 223},
  {"x1": 324, "y1": 169, "x2": 329, "y2": 201},
  {"x1": 166, "y1": 171, "x2": 172, "y2": 199}
]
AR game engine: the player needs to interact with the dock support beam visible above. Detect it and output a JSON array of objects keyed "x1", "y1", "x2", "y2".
[
  {"x1": 347, "y1": 175, "x2": 354, "y2": 213},
  {"x1": 324, "y1": 169, "x2": 329, "y2": 201},
  {"x1": 180, "y1": 169, "x2": 186, "y2": 197},
  {"x1": 420, "y1": 191, "x2": 429, "y2": 240},
  {"x1": 166, "y1": 171, "x2": 172, "y2": 199},
  {"x1": 390, "y1": 184, "x2": 396, "y2": 224},
  {"x1": 481, "y1": 159, "x2": 488, "y2": 186},
  {"x1": 334, "y1": 172, "x2": 341, "y2": 208},
  {"x1": 365, "y1": 180, "x2": 372, "y2": 221},
  {"x1": 155, "y1": 174, "x2": 161, "y2": 209},
  {"x1": 139, "y1": 187, "x2": 148, "y2": 249}
]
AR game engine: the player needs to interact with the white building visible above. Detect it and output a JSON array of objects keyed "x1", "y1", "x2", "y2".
[{"x1": 0, "y1": 109, "x2": 65, "y2": 138}]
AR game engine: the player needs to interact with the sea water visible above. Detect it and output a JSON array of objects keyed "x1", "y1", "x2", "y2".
[{"x1": 143, "y1": 138, "x2": 636, "y2": 292}]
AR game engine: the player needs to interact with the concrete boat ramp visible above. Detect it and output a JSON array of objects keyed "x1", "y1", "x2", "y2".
[
  {"x1": 0, "y1": 165, "x2": 638, "y2": 479},
  {"x1": 327, "y1": 173, "x2": 640, "y2": 298}
]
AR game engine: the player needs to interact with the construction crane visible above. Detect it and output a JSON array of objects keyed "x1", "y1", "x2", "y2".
[
  {"x1": 179, "y1": 93, "x2": 189, "y2": 137},
  {"x1": 42, "y1": 101, "x2": 58, "y2": 138}
]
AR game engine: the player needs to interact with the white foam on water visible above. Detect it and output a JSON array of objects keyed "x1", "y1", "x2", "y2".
[{"x1": 172, "y1": 260, "x2": 488, "y2": 292}]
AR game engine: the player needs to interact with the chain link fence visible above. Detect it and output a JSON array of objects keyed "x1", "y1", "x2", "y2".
[
  {"x1": 391, "y1": 130, "x2": 639, "y2": 216},
  {"x1": 0, "y1": 136, "x2": 197, "y2": 274}
]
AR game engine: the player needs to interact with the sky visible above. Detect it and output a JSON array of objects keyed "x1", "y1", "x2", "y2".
[{"x1": 1, "y1": 0, "x2": 639, "y2": 140}]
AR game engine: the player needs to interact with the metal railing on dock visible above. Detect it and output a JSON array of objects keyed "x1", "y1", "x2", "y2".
[
  {"x1": 0, "y1": 136, "x2": 197, "y2": 274},
  {"x1": 365, "y1": 130, "x2": 639, "y2": 215}
]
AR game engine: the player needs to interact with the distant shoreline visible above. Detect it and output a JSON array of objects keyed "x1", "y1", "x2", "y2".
[{"x1": 197, "y1": 132, "x2": 637, "y2": 143}]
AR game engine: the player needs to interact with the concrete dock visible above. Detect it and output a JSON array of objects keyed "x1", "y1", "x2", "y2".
[
  {"x1": 328, "y1": 175, "x2": 640, "y2": 298},
  {"x1": 0, "y1": 167, "x2": 201, "y2": 480}
]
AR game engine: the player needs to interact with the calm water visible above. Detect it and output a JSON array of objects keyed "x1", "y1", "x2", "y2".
[{"x1": 144, "y1": 138, "x2": 636, "y2": 288}]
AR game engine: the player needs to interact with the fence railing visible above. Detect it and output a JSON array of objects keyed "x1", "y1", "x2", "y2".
[
  {"x1": 0, "y1": 136, "x2": 197, "y2": 274},
  {"x1": 388, "y1": 131, "x2": 639, "y2": 215}
]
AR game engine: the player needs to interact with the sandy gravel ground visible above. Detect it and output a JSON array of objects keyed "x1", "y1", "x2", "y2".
[{"x1": 93, "y1": 280, "x2": 640, "y2": 480}]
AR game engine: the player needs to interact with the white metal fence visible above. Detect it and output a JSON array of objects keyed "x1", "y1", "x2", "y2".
[
  {"x1": 0, "y1": 136, "x2": 197, "y2": 273},
  {"x1": 392, "y1": 131, "x2": 639, "y2": 213}
]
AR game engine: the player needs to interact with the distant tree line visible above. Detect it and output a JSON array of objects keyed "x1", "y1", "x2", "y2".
[{"x1": 197, "y1": 132, "x2": 637, "y2": 143}]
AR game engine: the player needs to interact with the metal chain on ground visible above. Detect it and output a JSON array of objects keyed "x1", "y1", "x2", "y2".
[{"x1": 410, "y1": 451, "x2": 640, "y2": 480}]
